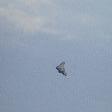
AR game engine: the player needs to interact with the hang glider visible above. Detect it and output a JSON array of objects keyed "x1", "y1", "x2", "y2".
[{"x1": 56, "y1": 61, "x2": 67, "y2": 76}]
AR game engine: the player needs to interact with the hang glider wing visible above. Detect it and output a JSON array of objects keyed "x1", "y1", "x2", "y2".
[{"x1": 56, "y1": 61, "x2": 67, "y2": 76}]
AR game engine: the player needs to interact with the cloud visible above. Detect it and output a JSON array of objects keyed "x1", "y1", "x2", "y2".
[
  {"x1": 0, "y1": 0, "x2": 112, "y2": 40},
  {"x1": 21, "y1": 0, "x2": 54, "y2": 7},
  {"x1": 0, "y1": 7, "x2": 44, "y2": 32},
  {"x1": 0, "y1": 0, "x2": 57, "y2": 33}
]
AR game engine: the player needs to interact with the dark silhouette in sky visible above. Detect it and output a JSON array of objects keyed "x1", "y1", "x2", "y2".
[{"x1": 56, "y1": 61, "x2": 67, "y2": 76}]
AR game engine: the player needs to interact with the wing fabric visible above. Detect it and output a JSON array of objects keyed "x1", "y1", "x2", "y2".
[{"x1": 56, "y1": 61, "x2": 67, "y2": 76}]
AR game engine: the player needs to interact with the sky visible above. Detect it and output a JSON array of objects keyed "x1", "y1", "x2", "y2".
[{"x1": 0, "y1": 0, "x2": 112, "y2": 112}]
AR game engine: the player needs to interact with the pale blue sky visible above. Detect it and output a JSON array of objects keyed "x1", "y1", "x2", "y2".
[{"x1": 0, "y1": 0, "x2": 112, "y2": 112}]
